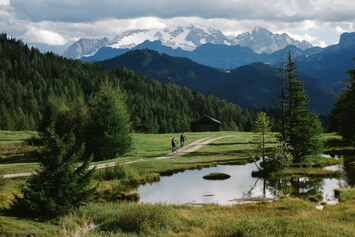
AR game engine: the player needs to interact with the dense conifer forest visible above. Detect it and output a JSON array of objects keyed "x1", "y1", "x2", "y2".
[{"x1": 0, "y1": 34, "x2": 253, "y2": 133}]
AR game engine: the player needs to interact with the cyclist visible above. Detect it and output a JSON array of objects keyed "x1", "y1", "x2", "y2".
[
  {"x1": 171, "y1": 137, "x2": 178, "y2": 153},
  {"x1": 180, "y1": 132, "x2": 186, "y2": 148}
]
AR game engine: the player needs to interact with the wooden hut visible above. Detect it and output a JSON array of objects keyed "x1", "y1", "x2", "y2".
[{"x1": 190, "y1": 114, "x2": 222, "y2": 132}]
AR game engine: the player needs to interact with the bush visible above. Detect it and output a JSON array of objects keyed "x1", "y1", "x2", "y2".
[
  {"x1": 25, "y1": 135, "x2": 43, "y2": 146},
  {"x1": 309, "y1": 193, "x2": 323, "y2": 202},
  {"x1": 264, "y1": 143, "x2": 293, "y2": 171}
]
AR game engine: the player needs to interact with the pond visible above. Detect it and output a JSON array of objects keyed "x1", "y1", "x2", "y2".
[{"x1": 136, "y1": 155, "x2": 355, "y2": 205}]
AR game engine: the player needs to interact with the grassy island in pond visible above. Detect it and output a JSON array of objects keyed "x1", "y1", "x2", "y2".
[{"x1": 203, "y1": 172, "x2": 231, "y2": 180}]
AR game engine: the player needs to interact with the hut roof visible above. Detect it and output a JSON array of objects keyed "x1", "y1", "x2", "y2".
[{"x1": 190, "y1": 114, "x2": 222, "y2": 125}]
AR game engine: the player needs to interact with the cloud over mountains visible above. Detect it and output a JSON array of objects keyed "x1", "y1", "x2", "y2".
[
  {"x1": 10, "y1": 0, "x2": 355, "y2": 23},
  {"x1": 1, "y1": 0, "x2": 355, "y2": 53}
]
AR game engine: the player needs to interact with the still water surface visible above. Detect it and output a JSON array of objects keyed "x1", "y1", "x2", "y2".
[{"x1": 137, "y1": 156, "x2": 354, "y2": 205}]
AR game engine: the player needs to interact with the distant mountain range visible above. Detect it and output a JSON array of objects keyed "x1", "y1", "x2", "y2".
[
  {"x1": 82, "y1": 39, "x2": 321, "y2": 69},
  {"x1": 297, "y1": 32, "x2": 355, "y2": 92},
  {"x1": 81, "y1": 32, "x2": 355, "y2": 93},
  {"x1": 62, "y1": 25, "x2": 355, "y2": 112},
  {"x1": 231, "y1": 27, "x2": 312, "y2": 53},
  {"x1": 63, "y1": 25, "x2": 312, "y2": 59},
  {"x1": 97, "y1": 49, "x2": 336, "y2": 115}
]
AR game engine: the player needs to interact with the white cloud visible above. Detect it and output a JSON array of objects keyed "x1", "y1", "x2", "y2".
[
  {"x1": 1, "y1": 0, "x2": 354, "y2": 53},
  {"x1": 336, "y1": 26, "x2": 346, "y2": 34},
  {"x1": 301, "y1": 20, "x2": 319, "y2": 31},
  {"x1": 24, "y1": 27, "x2": 67, "y2": 45},
  {"x1": 0, "y1": 0, "x2": 9, "y2": 6},
  {"x1": 9, "y1": 0, "x2": 355, "y2": 23},
  {"x1": 284, "y1": 31, "x2": 328, "y2": 47},
  {"x1": 317, "y1": 41, "x2": 327, "y2": 48}
]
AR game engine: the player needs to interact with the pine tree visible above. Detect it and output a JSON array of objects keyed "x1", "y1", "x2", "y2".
[
  {"x1": 285, "y1": 51, "x2": 323, "y2": 160},
  {"x1": 330, "y1": 61, "x2": 355, "y2": 142},
  {"x1": 279, "y1": 54, "x2": 287, "y2": 142},
  {"x1": 86, "y1": 83, "x2": 132, "y2": 161},
  {"x1": 253, "y1": 111, "x2": 272, "y2": 164},
  {"x1": 11, "y1": 128, "x2": 96, "y2": 219}
]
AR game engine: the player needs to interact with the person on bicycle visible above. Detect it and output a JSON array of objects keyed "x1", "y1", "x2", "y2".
[
  {"x1": 171, "y1": 137, "x2": 178, "y2": 153},
  {"x1": 180, "y1": 132, "x2": 186, "y2": 148}
]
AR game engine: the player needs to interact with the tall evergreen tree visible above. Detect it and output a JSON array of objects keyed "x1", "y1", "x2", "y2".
[
  {"x1": 11, "y1": 128, "x2": 96, "y2": 219},
  {"x1": 285, "y1": 51, "x2": 323, "y2": 160},
  {"x1": 86, "y1": 83, "x2": 132, "y2": 161},
  {"x1": 330, "y1": 60, "x2": 355, "y2": 142},
  {"x1": 279, "y1": 55, "x2": 287, "y2": 142}
]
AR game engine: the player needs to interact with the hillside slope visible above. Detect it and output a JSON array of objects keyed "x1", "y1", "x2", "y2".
[
  {"x1": 297, "y1": 32, "x2": 355, "y2": 92},
  {"x1": 0, "y1": 34, "x2": 253, "y2": 132},
  {"x1": 98, "y1": 49, "x2": 336, "y2": 115}
]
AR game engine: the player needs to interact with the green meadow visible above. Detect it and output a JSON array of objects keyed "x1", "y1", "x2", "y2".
[{"x1": 0, "y1": 130, "x2": 354, "y2": 236}]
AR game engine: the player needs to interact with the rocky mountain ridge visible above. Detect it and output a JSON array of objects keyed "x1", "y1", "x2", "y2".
[{"x1": 63, "y1": 25, "x2": 312, "y2": 59}]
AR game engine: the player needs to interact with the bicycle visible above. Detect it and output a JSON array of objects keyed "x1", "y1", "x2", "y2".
[
  {"x1": 172, "y1": 140, "x2": 179, "y2": 154},
  {"x1": 172, "y1": 146, "x2": 179, "y2": 153}
]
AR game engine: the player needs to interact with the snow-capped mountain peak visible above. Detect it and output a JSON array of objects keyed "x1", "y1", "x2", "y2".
[
  {"x1": 63, "y1": 37, "x2": 108, "y2": 59},
  {"x1": 232, "y1": 27, "x2": 312, "y2": 54},
  {"x1": 63, "y1": 25, "x2": 313, "y2": 59},
  {"x1": 108, "y1": 24, "x2": 228, "y2": 51}
]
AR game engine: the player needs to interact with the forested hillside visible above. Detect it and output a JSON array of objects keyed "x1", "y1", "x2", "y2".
[
  {"x1": 98, "y1": 49, "x2": 336, "y2": 115},
  {"x1": 0, "y1": 34, "x2": 253, "y2": 132}
]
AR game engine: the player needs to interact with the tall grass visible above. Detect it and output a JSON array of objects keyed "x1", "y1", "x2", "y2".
[
  {"x1": 57, "y1": 197, "x2": 355, "y2": 236},
  {"x1": 95, "y1": 164, "x2": 140, "y2": 181},
  {"x1": 80, "y1": 202, "x2": 176, "y2": 234},
  {"x1": 95, "y1": 164, "x2": 160, "y2": 202},
  {"x1": 334, "y1": 188, "x2": 355, "y2": 202}
]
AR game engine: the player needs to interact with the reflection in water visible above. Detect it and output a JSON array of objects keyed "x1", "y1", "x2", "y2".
[
  {"x1": 344, "y1": 155, "x2": 355, "y2": 185},
  {"x1": 136, "y1": 156, "x2": 354, "y2": 205}
]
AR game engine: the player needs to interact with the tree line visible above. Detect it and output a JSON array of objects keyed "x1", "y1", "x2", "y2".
[
  {"x1": 330, "y1": 59, "x2": 355, "y2": 143},
  {"x1": 0, "y1": 34, "x2": 253, "y2": 133}
]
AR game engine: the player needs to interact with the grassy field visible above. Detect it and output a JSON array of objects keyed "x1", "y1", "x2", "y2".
[
  {"x1": 0, "y1": 130, "x2": 354, "y2": 236},
  {"x1": 1, "y1": 195, "x2": 354, "y2": 236},
  {"x1": 0, "y1": 130, "x2": 38, "y2": 143},
  {"x1": 0, "y1": 131, "x2": 239, "y2": 174}
]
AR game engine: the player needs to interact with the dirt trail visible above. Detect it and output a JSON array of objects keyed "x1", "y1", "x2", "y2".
[{"x1": 2, "y1": 135, "x2": 234, "y2": 179}]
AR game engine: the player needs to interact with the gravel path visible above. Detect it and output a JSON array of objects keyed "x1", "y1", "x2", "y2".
[{"x1": 2, "y1": 135, "x2": 234, "y2": 179}]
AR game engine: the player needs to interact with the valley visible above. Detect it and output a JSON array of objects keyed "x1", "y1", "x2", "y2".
[{"x1": 1, "y1": 21, "x2": 355, "y2": 236}]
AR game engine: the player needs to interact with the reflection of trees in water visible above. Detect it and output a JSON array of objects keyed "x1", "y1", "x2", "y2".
[
  {"x1": 344, "y1": 155, "x2": 355, "y2": 186},
  {"x1": 265, "y1": 177, "x2": 324, "y2": 199},
  {"x1": 244, "y1": 155, "x2": 355, "y2": 199},
  {"x1": 245, "y1": 177, "x2": 325, "y2": 199}
]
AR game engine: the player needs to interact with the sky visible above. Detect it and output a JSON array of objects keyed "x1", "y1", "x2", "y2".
[{"x1": 1, "y1": 0, "x2": 355, "y2": 54}]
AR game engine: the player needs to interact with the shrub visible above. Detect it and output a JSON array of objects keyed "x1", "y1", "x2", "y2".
[
  {"x1": 264, "y1": 142, "x2": 293, "y2": 171},
  {"x1": 309, "y1": 193, "x2": 323, "y2": 202},
  {"x1": 25, "y1": 135, "x2": 43, "y2": 146}
]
